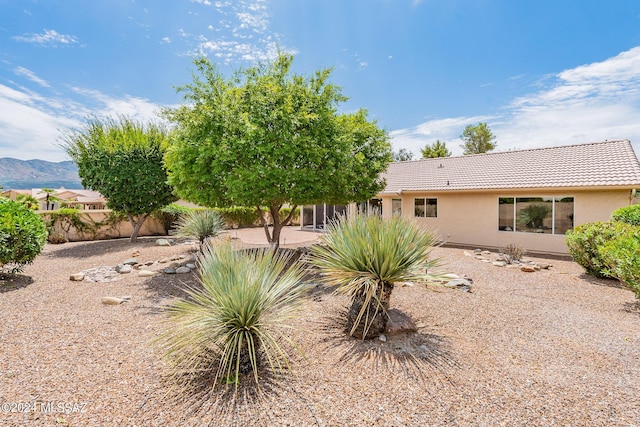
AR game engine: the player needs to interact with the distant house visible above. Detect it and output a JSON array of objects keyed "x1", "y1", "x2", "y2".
[
  {"x1": 1, "y1": 188, "x2": 107, "y2": 211},
  {"x1": 303, "y1": 140, "x2": 640, "y2": 255}
]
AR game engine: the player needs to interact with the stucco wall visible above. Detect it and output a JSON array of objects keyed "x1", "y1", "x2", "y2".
[
  {"x1": 382, "y1": 189, "x2": 633, "y2": 255},
  {"x1": 41, "y1": 210, "x2": 165, "y2": 242}
]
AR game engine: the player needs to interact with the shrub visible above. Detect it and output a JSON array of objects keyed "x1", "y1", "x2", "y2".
[
  {"x1": 611, "y1": 204, "x2": 640, "y2": 226},
  {"x1": 310, "y1": 214, "x2": 440, "y2": 339},
  {"x1": 173, "y1": 209, "x2": 224, "y2": 251},
  {"x1": 501, "y1": 243, "x2": 525, "y2": 263},
  {"x1": 0, "y1": 198, "x2": 48, "y2": 274},
  {"x1": 154, "y1": 203, "x2": 195, "y2": 234},
  {"x1": 565, "y1": 221, "x2": 634, "y2": 278},
  {"x1": 156, "y1": 243, "x2": 307, "y2": 390},
  {"x1": 215, "y1": 206, "x2": 261, "y2": 228},
  {"x1": 600, "y1": 227, "x2": 640, "y2": 299}
]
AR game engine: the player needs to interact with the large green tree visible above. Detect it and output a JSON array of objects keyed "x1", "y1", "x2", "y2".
[
  {"x1": 61, "y1": 116, "x2": 177, "y2": 242},
  {"x1": 421, "y1": 140, "x2": 451, "y2": 158},
  {"x1": 163, "y1": 53, "x2": 392, "y2": 249},
  {"x1": 460, "y1": 122, "x2": 497, "y2": 155}
]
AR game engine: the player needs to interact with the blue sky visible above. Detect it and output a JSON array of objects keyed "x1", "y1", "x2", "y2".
[{"x1": 1, "y1": 0, "x2": 640, "y2": 162}]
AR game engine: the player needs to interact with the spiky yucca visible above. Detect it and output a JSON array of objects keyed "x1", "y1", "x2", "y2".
[
  {"x1": 310, "y1": 214, "x2": 440, "y2": 339},
  {"x1": 157, "y1": 243, "x2": 307, "y2": 390},
  {"x1": 173, "y1": 209, "x2": 225, "y2": 251}
]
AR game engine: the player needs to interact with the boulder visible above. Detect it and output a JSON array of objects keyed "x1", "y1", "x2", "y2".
[
  {"x1": 492, "y1": 261, "x2": 507, "y2": 267},
  {"x1": 445, "y1": 278, "x2": 473, "y2": 292},
  {"x1": 115, "y1": 264, "x2": 133, "y2": 274},
  {"x1": 175, "y1": 266, "x2": 191, "y2": 274},
  {"x1": 101, "y1": 297, "x2": 126, "y2": 305},
  {"x1": 138, "y1": 270, "x2": 156, "y2": 277},
  {"x1": 70, "y1": 273, "x2": 85, "y2": 281},
  {"x1": 164, "y1": 268, "x2": 176, "y2": 274},
  {"x1": 186, "y1": 263, "x2": 197, "y2": 270},
  {"x1": 156, "y1": 239, "x2": 171, "y2": 247},
  {"x1": 122, "y1": 258, "x2": 138, "y2": 266},
  {"x1": 521, "y1": 265, "x2": 536, "y2": 273},
  {"x1": 385, "y1": 309, "x2": 418, "y2": 335}
]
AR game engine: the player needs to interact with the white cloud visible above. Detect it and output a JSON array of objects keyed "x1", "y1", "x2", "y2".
[
  {"x1": 392, "y1": 46, "x2": 640, "y2": 157},
  {"x1": 14, "y1": 67, "x2": 50, "y2": 88},
  {"x1": 13, "y1": 29, "x2": 81, "y2": 47},
  {"x1": 0, "y1": 81, "x2": 164, "y2": 162},
  {"x1": 160, "y1": 36, "x2": 171, "y2": 44},
  {"x1": 188, "y1": 0, "x2": 291, "y2": 64}
]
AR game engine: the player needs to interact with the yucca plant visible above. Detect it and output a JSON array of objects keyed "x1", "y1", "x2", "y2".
[
  {"x1": 173, "y1": 209, "x2": 225, "y2": 252},
  {"x1": 156, "y1": 243, "x2": 307, "y2": 391},
  {"x1": 310, "y1": 214, "x2": 440, "y2": 339}
]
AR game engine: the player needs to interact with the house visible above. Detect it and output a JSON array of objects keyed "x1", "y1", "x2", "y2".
[
  {"x1": 303, "y1": 140, "x2": 640, "y2": 255},
  {"x1": 1, "y1": 188, "x2": 107, "y2": 210}
]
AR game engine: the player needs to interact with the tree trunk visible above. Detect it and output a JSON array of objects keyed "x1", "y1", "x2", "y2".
[
  {"x1": 346, "y1": 281, "x2": 394, "y2": 339},
  {"x1": 128, "y1": 213, "x2": 149, "y2": 242}
]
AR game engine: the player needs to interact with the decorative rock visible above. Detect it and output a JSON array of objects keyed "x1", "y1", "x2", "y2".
[
  {"x1": 481, "y1": 250, "x2": 491, "y2": 256},
  {"x1": 122, "y1": 258, "x2": 138, "y2": 266},
  {"x1": 385, "y1": 309, "x2": 418, "y2": 335},
  {"x1": 492, "y1": 261, "x2": 507, "y2": 267},
  {"x1": 378, "y1": 334, "x2": 387, "y2": 342},
  {"x1": 474, "y1": 249, "x2": 482, "y2": 254},
  {"x1": 481, "y1": 259, "x2": 491, "y2": 263},
  {"x1": 159, "y1": 257, "x2": 171, "y2": 264},
  {"x1": 533, "y1": 264, "x2": 542, "y2": 271},
  {"x1": 445, "y1": 278, "x2": 473, "y2": 292},
  {"x1": 521, "y1": 265, "x2": 536, "y2": 273},
  {"x1": 186, "y1": 255, "x2": 198, "y2": 263},
  {"x1": 132, "y1": 251, "x2": 140, "y2": 258},
  {"x1": 164, "y1": 268, "x2": 176, "y2": 274},
  {"x1": 175, "y1": 266, "x2": 191, "y2": 274},
  {"x1": 115, "y1": 264, "x2": 133, "y2": 274},
  {"x1": 474, "y1": 255, "x2": 486, "y2": 260},
  {"x1": 463, "y1": 251, "x2": 474, "y2": 257},
  {"x1": 186, "y1": 263, "x2": 196, "y2": 270},
  {"x1": 156, "y1": 239, "x2": 171, "y2": 246},
  {"x1": 70, "y1": 273, "x2": 85, "y2": 281},
  {"x1": 441, "y1": 273, "x2": 460, "y2": 280},
  {"x1": 170, "y1": 255, "x2": 181, "y2": 261},
  {"x1": 538, "y1": 263, "x2": 552, "y2": 269},
  {"x1": 101, "y1": 297, "x2": 126, "y2": 305},
  {"x1": 138, "y1": 270, "x2": 156, "y2": 277}
]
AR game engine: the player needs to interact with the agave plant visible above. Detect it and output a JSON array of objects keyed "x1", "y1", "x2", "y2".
[
  {"x1": 173, "y1": 209, "x2": 225, "y2": 251},
  {"x1": 310, "y1": 214, "x2": 440, "y2": 339},
  {"x1": 156, "y1": 243, "x2": 307, "y2": 390}
]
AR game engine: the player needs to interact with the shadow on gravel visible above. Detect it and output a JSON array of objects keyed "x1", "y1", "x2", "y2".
[
  {"x1": 578, "y1": 273, "x2": 627, "y2": 290},
  {"x1": 0, "y1": 274, "x2": 34, "y2": 293},
  {"x1": 315, "y1": 309, "x2": 458, "y2": 386},
  {"x1": 40, "y1": 237, "x2": 173, "y2": 260},
  {"x1": 623, "y1": 301, "x2": 640, "y2": 317}
]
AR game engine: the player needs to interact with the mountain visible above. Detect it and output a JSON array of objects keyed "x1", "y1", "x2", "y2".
[{"x1": 0, "y1": 158, "x2": 82, "y2": 190}]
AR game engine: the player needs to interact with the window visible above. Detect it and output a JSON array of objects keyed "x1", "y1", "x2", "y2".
[
  {"x1": 498, "y1": 196, "x2": 574, "y2": 235},
  {"x1": 392, "y1": 199, "x2": 402, "y2": 216},
  {"x1": 414, "y1": 198, "x2": 437, "y2": 218}
]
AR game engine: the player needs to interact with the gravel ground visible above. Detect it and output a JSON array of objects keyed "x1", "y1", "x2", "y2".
[{"x1": 0, "y1": 231, "x2": 638, "y2": 426}]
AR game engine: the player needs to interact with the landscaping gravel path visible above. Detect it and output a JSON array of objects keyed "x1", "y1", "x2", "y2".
[{"x1": 0, "y1": 228, "x2": 638, "y2": 426}]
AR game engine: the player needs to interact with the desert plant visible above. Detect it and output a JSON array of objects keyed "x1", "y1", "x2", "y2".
[
  {"x1": 173, "y1": 209, "x2": 225, "y2": 252},
  {"x1": 611, "y1": 204, "x2": 640, "y2": 226},
  {"x1": 565, "y1": 221, "x2": 633, "y2": 278},
  {"x1": 0, "y1": 198, "x2": 47, "y2": 275},
  {"x1": 501, "y1": 243, "x2": 526, "y2": 263},
  {"x1": 519, "y1": 203, "x2": 551, "y2": 229},
  {"x1": 600, "y1": 227, "x2": 640, "y2": 300},
  {"x1": 157, "y1": 243, "x2": 307, "y2": 390},
  {"x1": 310, "y1": 214, "x2": 440, "y2": 339}
]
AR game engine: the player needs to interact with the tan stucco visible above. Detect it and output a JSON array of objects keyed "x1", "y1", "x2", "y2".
[{"x1": 381, "y1": 189, "x2": 634, "y2": 255}]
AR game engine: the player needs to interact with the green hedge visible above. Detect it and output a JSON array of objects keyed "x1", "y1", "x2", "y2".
[
  {"x1": 565, "y1": 221, "x2": 633, "y2": 279},
  {"x1": 600, "y1": 227, "x2": 640, "y2": 300},
  {"x1": 611, "y1": 204, "x2": 640, "y2": 226},
  {"x1": 0, "y1": 198, "x2": 47, "y2": 274}
]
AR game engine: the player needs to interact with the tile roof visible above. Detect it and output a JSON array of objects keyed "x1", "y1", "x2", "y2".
[{"x1": 381, "y1": 140, "x2": 640, "y2": 194}]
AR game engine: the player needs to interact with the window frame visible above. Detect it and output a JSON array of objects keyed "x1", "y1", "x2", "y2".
[
  {"x1": 414, "y1": 197, "x2": 437, "y2": 218},
  {"x1": 498, "y1": 196, "x2": 574, "y2": 235}
]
